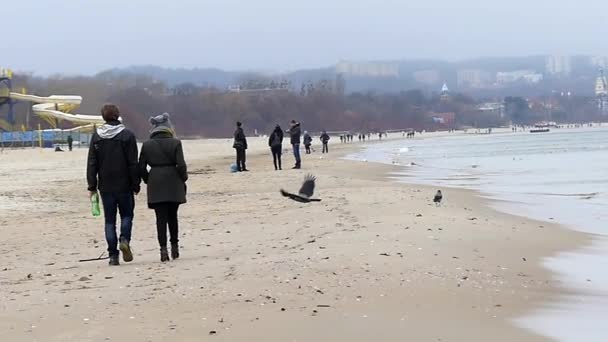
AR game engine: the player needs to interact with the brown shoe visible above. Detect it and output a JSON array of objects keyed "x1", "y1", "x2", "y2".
[{"x1": 119, "y1": 238, "x2": 133, "y2": 262}]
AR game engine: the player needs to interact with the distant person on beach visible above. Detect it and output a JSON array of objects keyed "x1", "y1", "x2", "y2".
[
  {"x1": 268, "y1": 124, "x2": 283, "y2": 170},
  {"x1": 138, "y1": 113, "x2": 188, "y2": 262},
  {"x1": 320, "y1": 131, "x2": 330, "y2": 153},
  {"x1": 286, "y1": 120, "x2": 301, "y2": 169},
  {"x1": 67, "y1": 135, "x2": 73, "y2": 151},
  {"x1": 303, "y1": 131, "x2": 312, "y2": 154},
  {"x1": 87, "y1": 104, "x2": 139, "y2": 266},
  {"x1": 232, "y1": 121, "x2": 248, "y2": 172}
]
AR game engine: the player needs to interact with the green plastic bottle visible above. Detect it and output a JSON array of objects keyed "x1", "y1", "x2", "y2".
[{"x1": 91, "y1": 193, "x2": 101, "y2": 217}]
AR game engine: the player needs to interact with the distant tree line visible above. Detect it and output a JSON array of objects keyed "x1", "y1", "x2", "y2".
[{"x1": 3, "y1": 73, "x2": 604, "y2": 138}]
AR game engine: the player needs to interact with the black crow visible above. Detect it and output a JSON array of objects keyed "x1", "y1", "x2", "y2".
[
  {"x1": 281, "y1": 174, "x2": 321, "y2": 203},
  {"x1": 434, "y1": 190, "x2": 443, "y2": 206}
]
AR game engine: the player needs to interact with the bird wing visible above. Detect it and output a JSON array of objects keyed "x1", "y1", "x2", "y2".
[
  {"x1": 281, "y1": 189, "x2": 309, "y2": 203},
  {"x1": 298, "y1": 174, "x2": 316, "y2": 198}
]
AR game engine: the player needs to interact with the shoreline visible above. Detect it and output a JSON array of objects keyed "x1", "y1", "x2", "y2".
[
  {"x1": 0, "y1": 134, "x2": 589, "y2": 341},
  {"x1": 347, "y1": 131, "x2": 606, "y2": 341}
]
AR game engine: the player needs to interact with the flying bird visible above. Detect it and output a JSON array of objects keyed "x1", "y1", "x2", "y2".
[
  {"x1": 433, "y1": 190, "x2": 443, "y2": 206},
  {"x1": 280, "y1": 174, "x2": 322, "y2": 203}
]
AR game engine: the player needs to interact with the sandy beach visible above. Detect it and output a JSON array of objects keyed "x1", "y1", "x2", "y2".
[{"x1": 0, "y1": 134, "x2": 588, "y2": 341}]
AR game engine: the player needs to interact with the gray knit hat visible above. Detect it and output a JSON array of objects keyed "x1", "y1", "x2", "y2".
[{"x1": 149, "y1": 112, "x2": 174, "y2": 135}]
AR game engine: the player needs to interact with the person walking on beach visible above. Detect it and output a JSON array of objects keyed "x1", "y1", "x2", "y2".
[
  {"x1": 287, "y1": 120, "x2": 301, "y2": 169},
  {"x1": 138, "y1": 113, "x2": 188, "y2": 262},
  {"x1": 268, "y1": 124, "x2": 283, "y2": 170},
  {"x1": 233, "y1": 121, "x2": 248, "y2": 172},
  {"x1": 67, "y1": 135, "x2": 73, "y2": 151},
  {"x1": 303, "y1": 131, "x2": 312, "y2": 154},
  {"x1": 320, "y1": 131, "x2": 330, "y2": 154},
  {"x1": 87, "y1": 104, "x2": 139, "y2": 266}
]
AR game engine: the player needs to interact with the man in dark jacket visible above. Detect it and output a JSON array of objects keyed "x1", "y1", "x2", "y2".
[
  {"x1": 320, "y1": 131, "x2": 330, "y2": 154},
  {"x1": 87, "y1": 104, "x2": 140, "y2": 266},
  {"x1": 287, "y1": 120, "x2": 301, "y2": 169},
  {"x1": 67, "y1": 135, "x2": 73, "y2": 151},
  {"x1": 233, "y1": 121, "x2": 248, "y2": 172}
]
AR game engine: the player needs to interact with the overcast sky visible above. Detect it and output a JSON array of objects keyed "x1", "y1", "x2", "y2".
[{"x1": 4, "y1": 0, "x2": 608, "y2": 75}]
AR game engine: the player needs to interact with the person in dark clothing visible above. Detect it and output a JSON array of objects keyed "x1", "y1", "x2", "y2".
[
  {"x1": 138, "y1": 113, "x2": 188, "y2": 262},
  {"x1": 233, "y1": 122, "x2": 248, "y2": 172},
  {"x1": 87, "y1": 104, "x2": 140, "y2": 266},
  {"x1": 320, "y1": 131, "x2": 330, "y2": 153},
  {"x1": 286, "y1": 120, "x2": 301, "y2": 169},
  {"x1": 303, "y1": 131, "x2": 312, "y2": 154},
  {"x1": 268, "y1": 125, "x2": 283, "y2": 170},
  {"x1": 67, "y1": 135, "x2": 73, "y2": 151}
]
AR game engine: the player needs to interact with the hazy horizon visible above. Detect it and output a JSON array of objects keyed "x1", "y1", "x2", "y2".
[{"x1": 5, "y1": 0, "x2": 608, "y2": 75}]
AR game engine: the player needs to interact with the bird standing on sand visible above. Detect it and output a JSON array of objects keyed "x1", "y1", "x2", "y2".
[
  {"x1": 280, "y1": 174, "x2": 322, "y2": 203},
  {"x1": 434, "y1": 190, "x2": 443, "y2": 206}
]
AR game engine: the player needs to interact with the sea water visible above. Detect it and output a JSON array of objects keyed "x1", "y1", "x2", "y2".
[{"x1": 350, "y1": 127, "x2": 608, "y2": 341}]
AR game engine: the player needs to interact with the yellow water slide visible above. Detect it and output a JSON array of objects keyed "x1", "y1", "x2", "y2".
[
  {"x1": 1, "y1": 68, "x2": 105, "y2": 129},
  {"x1": 8, "y1": 92, "x2": 105, "y2": 125}
]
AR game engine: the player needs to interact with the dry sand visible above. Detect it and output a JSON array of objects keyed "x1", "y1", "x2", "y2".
[{"x1": 0, "y1": 134, "x2": 588, "y2": 341}]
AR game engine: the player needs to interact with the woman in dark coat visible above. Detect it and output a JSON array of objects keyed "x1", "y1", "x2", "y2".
[
  {"x1": 138, "y1": 113, "x2": 188, "y2": 262},
  {"x1": 268, "y1": 124, "x2": 283, "y2": 170},
  {"x1": 303, "y1": 131, "x2": 312, "y2": 154}
]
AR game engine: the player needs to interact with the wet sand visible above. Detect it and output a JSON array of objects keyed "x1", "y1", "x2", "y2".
[{"x1": 0, "y1": 135, "x2": 588, "y2": 341}]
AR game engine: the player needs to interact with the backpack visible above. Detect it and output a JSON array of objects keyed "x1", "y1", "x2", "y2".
[{"x1": 270, "y1": 132, "x2": 282, "y2": 147}]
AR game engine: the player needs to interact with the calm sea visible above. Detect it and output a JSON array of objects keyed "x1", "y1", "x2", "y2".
[{"x1": 350, "y1": 127, "x2": 608, "y2": 341}]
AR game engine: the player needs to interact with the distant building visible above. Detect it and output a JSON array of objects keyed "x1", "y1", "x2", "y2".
[
  {"x1": 545, "y1": 55, "x2": 572, "y2": 76},
  {"x1": 228, "y1": 78, "x2": 291, "y2": 95},
  {"x1": 457, "y1": 69, "x2": 493, "y2": 88},
  {"x1": 427, "y1": 112, "x2": 455, "y2": 127},
  {"x1": 590, "y1": 56, "x2": 608, "y2": 69},
  {"x1": 496, "y1": 70, "x2": 543, "y2": 84},
  {"x1": 596, "y1": 69, "x2": 608, "y2": 115},
  {"x1": 477, "y1": 102, "x2": 505, "y2": 118},
  {"x1": 413, "y1": 69, "x2": 440, "y2": 85},
  {"x1": 334, "y1": 73, "x2": 346, "y2": 95},
  {"x1": 336, "y1": 60, "x2": 399, "y2": 77},
  {"x1": 440, "y1": 82, "x2": 450, "y2": 101},
  {"x1": 522, "y1": 73, "x2": 544, "y2": 83}
]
